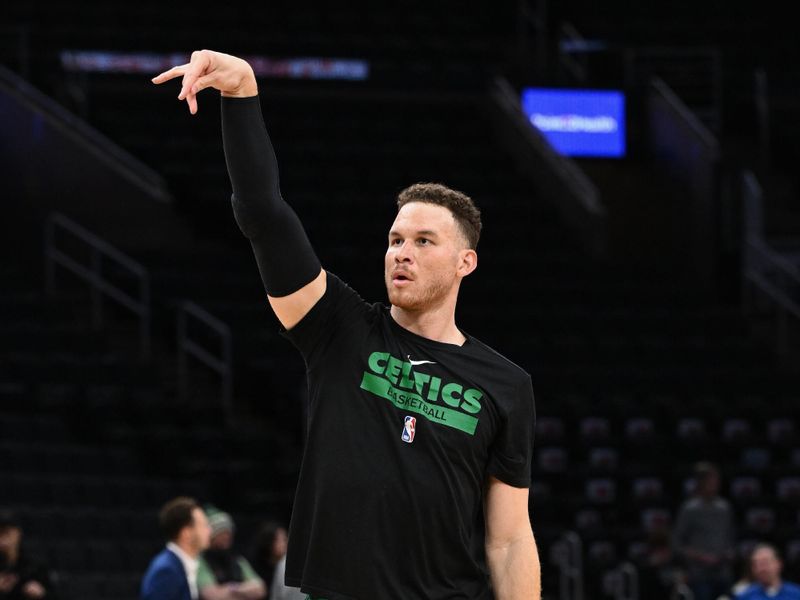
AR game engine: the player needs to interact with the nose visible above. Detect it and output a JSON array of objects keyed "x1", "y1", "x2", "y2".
[{"x1": 394, "y1": 240, "x2": 414, "y2": 263}]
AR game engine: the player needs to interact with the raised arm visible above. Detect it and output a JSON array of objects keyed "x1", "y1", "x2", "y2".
[{"x1": 152, "y1": 50, "x2": 326, "y2": 329}]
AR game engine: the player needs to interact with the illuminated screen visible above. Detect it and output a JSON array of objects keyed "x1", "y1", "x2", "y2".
[{"x1": 521, "y1": 88, "x2": 626, "y2": 158}]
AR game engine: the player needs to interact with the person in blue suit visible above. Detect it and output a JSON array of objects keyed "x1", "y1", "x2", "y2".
[
  {"x1": 141, "y1": 497, "x2": 211, "y2": 600},
  {"x1": 736, "y1": 544, "x2": 800, "y2": 600}
]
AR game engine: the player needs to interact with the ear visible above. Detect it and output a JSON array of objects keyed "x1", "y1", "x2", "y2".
[{"x1": 456, "y1": 249, "x2": 478, "y2": 278}]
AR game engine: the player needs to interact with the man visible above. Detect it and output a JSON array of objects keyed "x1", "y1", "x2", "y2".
[
  {"x1": 736, "y1": 544, "x2": 800, "y2": 600},
  {"x1": 153, "y1": 49, "x2": 539, "y2": 600},
  {"x1": 141, "y1": 497, "x2": 212, "y2": 600},
  {"x1": 197, "y1": 506, "x2": 265, "y2": 600},
  {"x1": 672, "y1": 462, "x2": 735, "y2": 600},
  {"x1": 0, "y1": 510, "x2": 54, "y2": 600}
]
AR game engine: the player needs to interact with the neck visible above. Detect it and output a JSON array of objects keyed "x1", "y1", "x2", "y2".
[
  {"x1": 390, "y1": 298, "x2": 464, "y2": 346},
  {"x1": 171, "y1": 540, "x2": 198, "y2": 560}
]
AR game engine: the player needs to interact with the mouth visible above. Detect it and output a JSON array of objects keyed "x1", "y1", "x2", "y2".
[{"x1": 391, "y1": 271, "x2": 414, "y2": 286}]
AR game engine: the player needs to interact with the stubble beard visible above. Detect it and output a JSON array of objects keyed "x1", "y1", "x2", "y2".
[{"x1": 386, "y1": 273, "x2": 452, "y2": 312}]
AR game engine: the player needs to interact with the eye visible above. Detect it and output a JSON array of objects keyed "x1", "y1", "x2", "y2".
[
  {"x1": 417, "y1": 238, "x2": 430, "y2": 246},
  {"x1": 390, "y1": 238, "x2": 402, "y2": 246}
]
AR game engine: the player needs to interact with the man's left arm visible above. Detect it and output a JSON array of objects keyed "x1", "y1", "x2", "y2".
[{"x1": 484, "y1": 476, "x2": 541, "y2": 600}]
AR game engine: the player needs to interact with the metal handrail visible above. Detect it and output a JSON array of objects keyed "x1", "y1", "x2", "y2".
[
  {"x1": 177, "y1": 301, "x2": 233, "y2": 423},
  {"x1": 741, "y1": 169, "x2": 800, "y2": 354},
  {"x1": 553, "y1": 531, "x2": 584, "y2": 600},
  {"x1": 612, "y1": 562, "x2": 639, "y2": 600},
  {"x1": 44, "y1": 212, "x2": 151, "y2": 360}
]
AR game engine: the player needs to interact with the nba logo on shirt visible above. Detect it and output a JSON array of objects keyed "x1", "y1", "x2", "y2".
[{"x1": 402, "y1": 416, "x2": 416, "y2": 443}]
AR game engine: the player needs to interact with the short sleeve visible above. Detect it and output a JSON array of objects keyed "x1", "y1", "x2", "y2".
[
  {"x1": 280, "y1": 271, "x2": 371, "y2": 366},
  {"x1": 196, "y1": 558, "x2": 217, "y2": 589},
  {"x1": 486, "y1": 375, "x2": 535, "y2": 488}
]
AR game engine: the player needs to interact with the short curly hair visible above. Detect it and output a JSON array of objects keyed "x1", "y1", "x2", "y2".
[{"x1": 396, "y1": 182, "x2": 482, "y2": 249}]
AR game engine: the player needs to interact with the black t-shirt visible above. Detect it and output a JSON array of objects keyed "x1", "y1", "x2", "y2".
[{"x1": 281, "y1": 272, "x2": 536, "y2": 600}]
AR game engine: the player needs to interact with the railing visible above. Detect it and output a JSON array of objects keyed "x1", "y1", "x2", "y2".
[
  {"x1": 44, "y1": 212, "x2": 151, "y2": 360},
  {"x1": 625, "y1": 46, "x2": 723, "y2": 133},
  {"x1": 647, "y1": 76, "x2": 721, "y2": 298},
  {"x1": 517, "y1": 0, "x2": 549, "y2": 75},
  {"x1": 551, "y1": 531, "x2": 583, "y2": 600},
  {"x1": 177, "y1": 301, "x2": 233, "y2": 423},
  {"x1": 608, "y1": 562, "x2": 639, "y2": 600},
  {"x1": 487, "y1": 76, "x2": 607, "y2": 258},
  {"x1": 741, "y1": 170, "x2": 800, "y2": 355}
]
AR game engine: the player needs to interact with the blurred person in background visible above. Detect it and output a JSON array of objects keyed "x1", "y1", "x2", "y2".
[
  {"x1": 141, "y1": 497, "x2": 211, "y2": 600},
  {"x1": 736, "y1": 543, "x2": 800, "y2": 600},
  {"x1": 673, "y1": 462, "x2": 736, "y2": 600},
  {"x1": 197, "y1": 506, "x2": 265, "y2": 600},
  {"x1": 0, "y1": 510, "x2": 55, "y2": 600},
  {"x1": 636, "y1": 526, "x2": 677, "y2": 599},
  {"x1": 250, "y1": 521, "x2": 287, "y2": 597},
  {"x1": 269, "y1": 551, "x2": 304, "y2": 600}
]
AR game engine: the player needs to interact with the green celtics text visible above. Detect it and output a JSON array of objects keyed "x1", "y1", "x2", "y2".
[{"x1": 359, "y1": 351, "x2": 484, "y2": 435}]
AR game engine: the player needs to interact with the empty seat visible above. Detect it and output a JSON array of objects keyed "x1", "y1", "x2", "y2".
[
  {"x1": 588, "y1": 448, "x2": 618, "y2": 471},
  {"x1": 741, "y1": 447, "x2": 771, "y2": 471},
  {"x1": 536, "y1": 417, "x2": 565, "y2": 444},
  {"x1": 625, "y1": 418, "x2": 655, "y2": 443},
  {"x1": 641, "y1": 509, "x2": 671, "y2": 534},
  {"x1": 575, "y1": 508, "x2": 603, "y2": 533},
  {"x1": 723, "y1": 418, "x2": 753, "y2": 445},
  {"x1": 632, "y1": 477, "x2": 664, "y2": 503},
  {"x1": 744, "y1": 507, "x2": 776, "y2": 535},
  {"x1": 676, "y1": 418, "x2": 707, "y2": 442},
  {"x1": 586, "y1": 478, "x2": 616, "y2": 504},
  {"x1": 731, "y1": 477, "x2": 763, "y2": 503},
  {"x1": 580, "y1": 417, "x2": 611, "y2": 444},
  {"x1": 537, "y1": 447, "x2": 568, "y2": 473},
  {"x1": 587, "y1": 540, "x2": 618, "y2": 568},
  {"x1": 768, "y1": 418, "x2": 795, "y2": 446},
  {"x1": 777, "y1": 477, "x2": 800, "y2": 504}
]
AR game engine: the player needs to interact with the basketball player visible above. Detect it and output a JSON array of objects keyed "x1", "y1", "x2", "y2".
[{"x1": 153, "y1": 49, "x2": 539, "y2": 600}]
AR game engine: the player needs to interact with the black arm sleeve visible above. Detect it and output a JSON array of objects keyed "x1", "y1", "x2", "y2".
[{"x1": 221, "y1": 95, "x2": 322, "y2": 297}]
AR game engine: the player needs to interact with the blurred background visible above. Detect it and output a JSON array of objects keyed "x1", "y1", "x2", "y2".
[{"x1": 1, "y1": 1, "x2": 799, "y2": 599}]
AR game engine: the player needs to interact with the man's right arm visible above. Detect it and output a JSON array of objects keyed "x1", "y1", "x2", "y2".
[{"x1": 153, "y1": 50, "x2": 326, "y2": 329}]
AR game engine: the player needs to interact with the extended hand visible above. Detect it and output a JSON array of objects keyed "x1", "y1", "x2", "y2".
[{"x1": 151, "y1": 49, "x2": 258, "y2": 114}]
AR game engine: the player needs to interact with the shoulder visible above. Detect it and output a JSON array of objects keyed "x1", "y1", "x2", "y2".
[
  {"x1": 783, "y1": 582, "x2": 800, "y2": 595},
  {"x1": 713, "y1": 497, "x2": 732, "y2": 511},
  {"x1": 464, "y1": 334, "x2": 532, "y2": 384},
  {"x1": 146, "y1": 549, "x2": 182, "y2": 575},
  {"x1": 735, "y1": 584, "x2": 760, "y2": 599}
]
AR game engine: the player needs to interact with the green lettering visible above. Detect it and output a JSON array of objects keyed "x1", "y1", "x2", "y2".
[
  {"x1": 368, "y1": 352, "x2": 390, "y2": 375},
  {"x1": 398, "y1": 361, "x2": 415, "y2": 390},
  {"x1": 461, "y1": 388, "x2": 483, "y2": 414},
  {"x1": 385, "y1": 356, "x2": 403, "y2": 385},
  {"x1": 427, "y1": 376, "x2": 441, "y2": 403},
  {"x1": 442, "y1": 383, "x2": 463, "y2": 408},
  {"x1": 413, "y1": 371, "x2": 430, "y2": 396}
]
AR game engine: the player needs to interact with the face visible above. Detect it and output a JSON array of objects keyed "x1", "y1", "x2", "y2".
[
  {"x1": 385, "y1": 203, "x2": 476, "y2": 311},
  {"x1": 272, "y1": 528, "x2": 288, "y2": 560},
  {"x1": 0, "y1": 527, "x2": 21, "y2": 559},
  {"x1": 210, "y1": 530, "x2": 233, "y2": 550},
  {"x1": 751, "y1": 547, "x2": 782, "y2": 587},
  {"x1": 699, "y1": 472, "x2": 720, "y2": 497},
  {"x1": 188, "y1": 508, "x2": 212, "y2": 554}
]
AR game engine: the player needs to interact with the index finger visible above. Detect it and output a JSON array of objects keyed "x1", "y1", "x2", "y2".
[{"x1": 151, "y1": 64, "x2": 189, "y2": 84}]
